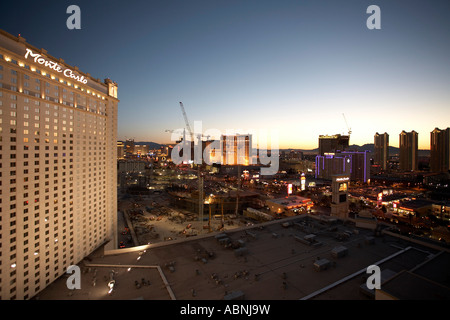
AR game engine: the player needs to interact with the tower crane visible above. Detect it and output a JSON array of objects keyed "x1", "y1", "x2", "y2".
[
  {"x1": 179, "y1": 102, "x2": 194, "y2": 142},
  {"x1": 342, "y1": 113, "x2": 352, "y2": 136},
  {"x1": 178, "y1": 102, "x2": 205, "y2": 229}
]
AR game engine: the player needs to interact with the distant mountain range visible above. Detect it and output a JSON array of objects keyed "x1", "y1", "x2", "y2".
[
  {"x1": 127, "y1": 141, "x2": 430, "y2": 157},
  {"x1": 294, "y1": 143, "x2": 430, "y2": 157},
  {"x1": 121, "y1": 141, "x2": 163, "y2": 150}
]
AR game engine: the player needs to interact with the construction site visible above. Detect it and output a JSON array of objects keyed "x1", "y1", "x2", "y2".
[
  {"x1": 116, "y1": 101, "x2": 280, "y2": 247},
  {"x1": 118, "y1": 191, "x2": 262, "y2": 247}
]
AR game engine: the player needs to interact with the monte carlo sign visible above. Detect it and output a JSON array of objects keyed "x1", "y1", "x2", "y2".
[{"x1": 24, "y1": 48, "x2": 88, "y2": 84}]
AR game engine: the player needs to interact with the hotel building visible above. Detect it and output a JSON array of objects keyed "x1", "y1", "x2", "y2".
[
  {"x1": 0, "y1": 30, "x2": 118, "y2": 299},
  {"x1": 117, "y1": 141, "x2": 125, "y2": 159},
  {"x1": 221, "y1": 134, "x2": 252, "y2": 166},
  {"x1": 318, "y1": 134, "x2": 349, "y2": 156},
  {"x1": 399, "y1": 130, "x2": 418, "y2": 172},
  {"x1": 315, "y1": 150, "x2": 370, "y2": 183},
  {"x1": 374, "y1": 132, "x2": 389, "y2": 171},
  {"x1": 430, "y1": 127, "x2": 450, "y2": 173}
]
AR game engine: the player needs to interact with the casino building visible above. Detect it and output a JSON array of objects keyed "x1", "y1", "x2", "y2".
[{"x1": 0, "y1": 29, "x2": 118, "y2": 299}]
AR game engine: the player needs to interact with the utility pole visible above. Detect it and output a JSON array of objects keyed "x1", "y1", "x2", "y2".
[
  {"x1": 198, "y1": 171, "x2": 203, "y2": 231},
  {"x1": 235, "y1": 163, "x2": 240, "y2": 216},
  {"x1": 221, "y1": 197, "x2": 224, "y2": 230},
  {"x1": 208, "y1": 201, "x2": 212, "y2": 232}
]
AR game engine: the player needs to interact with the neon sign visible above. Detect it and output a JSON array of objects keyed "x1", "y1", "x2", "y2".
[{"x1": 24, "y1": 48, "x2": 88, "y2": 84}]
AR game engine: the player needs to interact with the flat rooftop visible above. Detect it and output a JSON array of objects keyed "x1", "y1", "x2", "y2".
[
  {"x1": 398, "y1": 199, "x2": 435, "y2": 209},
  {"x1": 34, "y1": 215, "x2": 450, "y2": 300},
  {"x1": 267, "y1": 196, "x2": 311, "y2": 206}
]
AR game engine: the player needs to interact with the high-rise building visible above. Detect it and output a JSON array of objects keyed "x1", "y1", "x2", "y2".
[
  {"x1": 0, "y1": 30, "x2": 118, "y2": 299},
  {"x1": 399, "y1": 130, "x2": 418, "y2": 171},
  {"x1": 117, "y1": 141, "x2": 125, "y2": 159},
  {"x1": 124, "y1": 139, "x2": 134, "y2": 156},
  {"x1": 374, "y1": 132, "x2": 389, "y2": 171},
  {"x1": 315, "y1": 154, "x2": 351, "y2": 180},
  {"x1": 430, "y1": 127, "x2": 450, "y2": 173},
  {"x1": 318, "y1": 134, "x2": 349, "y2": 156},
  {"x1": 221, "y1": 134, "x2": 252, "y2": 166},
  {"x1": 315, "y1": 150, "x2": 370, "y2": 183},
  {"x1": 337, "y1": 151, "x2": 370, "y2": 182}
]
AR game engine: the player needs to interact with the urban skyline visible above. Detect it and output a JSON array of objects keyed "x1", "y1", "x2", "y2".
[
  {"x1": 1, "y1": 0, "x2": 449, "y2": 150},
  {"x1": 1, "y1": 0, "x2": 450, "y2": 303}
]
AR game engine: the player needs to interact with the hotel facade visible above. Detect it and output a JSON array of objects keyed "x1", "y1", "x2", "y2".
[
  {"x1": 430, "y1": 127, "x2": 450, "y2": 173},
  {"x1": 399, "y1": 130, "x2": 418, "y2": 172},
  {"x1": 374, "y1": 132, "x2": 389, "y2": 171},
  {"x1": 0, "y1": 30, "x2": 118, "y2": 299}
]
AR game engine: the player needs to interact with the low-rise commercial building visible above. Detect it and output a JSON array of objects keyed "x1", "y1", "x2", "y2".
[{"x1": 266, "y1": 195, "x2": 313, "y2": 215}]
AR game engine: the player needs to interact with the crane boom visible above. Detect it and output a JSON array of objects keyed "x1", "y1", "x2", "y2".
[
  {"x1": 178, "y1": 101, "x2": 203, "y2": 228},
  {"x1": 342, "y1": 113, "x2": 352, "y2": 135},
  {"x1": 179, "y1": 102, "x2": 194, "y2": 141}
]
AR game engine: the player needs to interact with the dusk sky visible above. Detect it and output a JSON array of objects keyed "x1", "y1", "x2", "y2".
[{"x1": 1, "y1": 0, "x2": 449, "y2": 150}]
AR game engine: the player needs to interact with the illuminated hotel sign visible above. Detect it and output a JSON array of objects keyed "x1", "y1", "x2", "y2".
[
  {"x1": 335, "y1": 177, "x2": 349, "y2": 182},
  {"x1": 24, "y1": 48, "x2": 88, "y2": 84}
]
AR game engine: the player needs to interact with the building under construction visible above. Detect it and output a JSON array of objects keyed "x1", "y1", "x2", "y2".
[{"x1": 167, "y1": 189, "x2": 262, "y2": 218}]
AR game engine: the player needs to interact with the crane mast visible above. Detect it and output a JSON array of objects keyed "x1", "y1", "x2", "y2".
[
  {"x1": 179, "y1": 102, "x2": 194, "y2": 141},
  {"x1": 178, "y1": 102, "x2": 204, "y2": 229}
]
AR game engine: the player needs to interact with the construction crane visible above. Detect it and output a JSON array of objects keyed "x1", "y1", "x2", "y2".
[
  {"x1": 178, "y1": 102, "x2": 205, "y2": 229},
  {"x1": 342, "y1": 113, "x2": 352, "y2": 136},
  {"x1": 179, "y1": 102, "x2": 194, "y2": 142}
]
